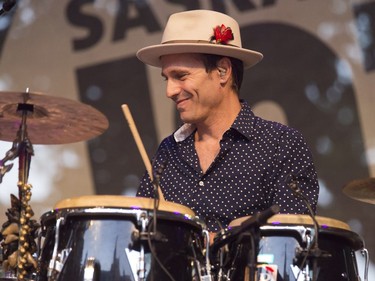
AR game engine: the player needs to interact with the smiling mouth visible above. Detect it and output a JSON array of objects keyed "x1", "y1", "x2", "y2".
[
  {"x1": 176, "y1": 98, "x2": 189, "y2": 105},
  {"x1": 175, "y1": 99, "x2": 189, "y2": 112}
]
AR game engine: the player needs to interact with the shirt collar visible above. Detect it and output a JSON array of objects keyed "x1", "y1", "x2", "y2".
[
  {"x1": 230, "y1": 100, "x2": 255, "y2": 140},
  {"x1": 173, "y1": 100, "x2": 255, "y2": 142},
  {"x1": 174, "y1": 123, "x2": 196, "y2": 142}
]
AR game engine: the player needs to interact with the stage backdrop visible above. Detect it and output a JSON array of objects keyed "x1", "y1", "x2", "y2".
[{"x1": 0, "y1": 0, "x2": 374, "y2": 278}]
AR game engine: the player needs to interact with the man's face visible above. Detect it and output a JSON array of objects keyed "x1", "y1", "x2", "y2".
[{"x1": 161, "y1": 53, "x2": 223, "y2": 125}]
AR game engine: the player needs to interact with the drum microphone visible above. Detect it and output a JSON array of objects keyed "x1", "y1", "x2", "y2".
[
  {"x1": 233, "y1": 205, "x2": 280, "y2": 281},
  {"x1": 148, "y1": 156, "x2": 169, "y2": 242},
  {"x1": 288, "y1": 174, "x2": 331, "y2": 281},
  {"x1": 152, "y1": 155, "x2": 168, "y2": 200},
  {"x1": 239, "y1": 205, "x2": 280, "y2": 233},
  {"x1": 0, "y1": 0, "x2": 16, "y2": 15},
  {"x1": 211, "y1": 205, "x2": 280, "y2": 254},
  {"x1": 288, "y1": 173, "x2": 319, "y2": 239},
  {"x1": 153, "y1": 159, "x2": 168, "y2": 185}
]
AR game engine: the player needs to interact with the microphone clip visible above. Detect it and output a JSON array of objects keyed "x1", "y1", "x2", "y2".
[
  {"x1": 0, "y1": 0, "x2": 16, "y2": 16},
  {"x1": 294, "y1": 246, "x2": 332, "y2": 267}
]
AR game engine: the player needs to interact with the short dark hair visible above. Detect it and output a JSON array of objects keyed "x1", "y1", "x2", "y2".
[{"x1": 200, "y1": 54, "x2": 244, "y2": 94}]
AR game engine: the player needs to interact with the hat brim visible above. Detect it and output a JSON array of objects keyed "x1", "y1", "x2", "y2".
[{"x1": 136, "y1": 43, "x2": 263, "y2": 69}]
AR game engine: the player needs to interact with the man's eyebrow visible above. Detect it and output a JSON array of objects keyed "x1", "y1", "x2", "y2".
[{"x1": 161, "y1": 69, "x2": 179, "y2": 78}]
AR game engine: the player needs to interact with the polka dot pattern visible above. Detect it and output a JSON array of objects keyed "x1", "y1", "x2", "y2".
[{"x1": 137, "y1": 101, "x2": 319, "y2": 232}]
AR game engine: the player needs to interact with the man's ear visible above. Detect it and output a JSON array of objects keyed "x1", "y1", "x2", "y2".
[
  {"x1": 218, "y1": 67, "x2": 227, "y2": 77},
  {"x1": 217, "y1": 57, "x2": 232, "y2": 82}
]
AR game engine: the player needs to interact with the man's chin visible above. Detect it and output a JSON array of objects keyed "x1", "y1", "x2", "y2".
[{"x1": 179, "y1": 113, "x2": 193, "y2": 124}]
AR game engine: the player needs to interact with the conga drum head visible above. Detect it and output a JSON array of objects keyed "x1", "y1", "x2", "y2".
[
  {"x1": 38, "y1": 195, "x2": 205, "y2": 281},
  {"x1": 53, "y1": 195, "x2": 196, "y2": 217}
]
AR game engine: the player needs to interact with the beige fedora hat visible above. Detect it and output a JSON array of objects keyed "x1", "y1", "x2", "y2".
[{"x1": 136, "y1": 10, "x2": 263, "y2": 69}]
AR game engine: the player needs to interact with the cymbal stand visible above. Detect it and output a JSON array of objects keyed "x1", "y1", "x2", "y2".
[
  {"x1": 0, "y1": 94, "x2": 39, "y2": 280},
  {"x1": 15, "y1": 101, "x2": 37, "y2": 281}
]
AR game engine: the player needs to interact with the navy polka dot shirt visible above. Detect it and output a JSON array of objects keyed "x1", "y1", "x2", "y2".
[{"x1": 137, "y1": 101, "x2": 319, "y2": 232}]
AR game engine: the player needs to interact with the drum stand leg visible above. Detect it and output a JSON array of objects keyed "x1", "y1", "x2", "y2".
[
  {"x1": 193, "y1": 230, "x2": 213, "y2": 281},
  {"x1": 293, "y1": 231, "x2": 332, "y2": 281},
  {"x1": 293, "y1": 233, "x2": 314, "y2": 281},
  {"x1": 137, "y1": 214, "x2": 148, "y2": 281},
  {"x1": 361, "y1": 248, "x2": 369, "y2": 281},
  {"x1": 134, "y1": 212, "x2": 172, "y2": 281},
  {"x1": 47, "y1": 217, "x2": 62, "y2": 279},
  {"x1": 47, "y1": 217, "x2": 72, "y2": 281}
]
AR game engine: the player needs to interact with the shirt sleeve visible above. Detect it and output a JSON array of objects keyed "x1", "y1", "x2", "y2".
[
  {"x1": 136, "y1": 138, "x2": 171, "y2": 198},
  {"x1": 268, "y1": 126, "x2": 319, "y2": 214},
  {"x1": 137, "y1": 170, "x2": 154, "y2": 198}
]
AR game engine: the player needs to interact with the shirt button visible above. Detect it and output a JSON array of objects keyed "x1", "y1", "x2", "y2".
[{"x1": 198, "y1": 181, "x2": 204, "y2": 187}]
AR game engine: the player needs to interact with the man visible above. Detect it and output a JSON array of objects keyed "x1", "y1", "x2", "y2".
[{"x1": 136, "y1": 10, "x2": 319, "y2": 234}]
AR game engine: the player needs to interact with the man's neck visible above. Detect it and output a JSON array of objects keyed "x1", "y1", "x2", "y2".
[{"x1": 195, "y1": 97, "x2": 241, "y2": 142}]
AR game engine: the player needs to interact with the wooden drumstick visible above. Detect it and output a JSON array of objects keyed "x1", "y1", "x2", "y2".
[{"x1": 121, "y1": 104, "x2": 165, "y2": 201}]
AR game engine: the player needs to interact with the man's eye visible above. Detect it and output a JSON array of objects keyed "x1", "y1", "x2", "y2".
[{"x1": 177, "y1": 73, "x2": 188, "y2": 80}]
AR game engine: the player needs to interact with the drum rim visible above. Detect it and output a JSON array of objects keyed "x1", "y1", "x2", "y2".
[
  {"x1": 53, "y1": 195, "x2": 196, "y2": 217},
  {"x1": 229, "y1": 214, "x2": 351, "y2": 230},
  {"x1": 40, "y1": 207, "x2": 205, "y2": 233}
]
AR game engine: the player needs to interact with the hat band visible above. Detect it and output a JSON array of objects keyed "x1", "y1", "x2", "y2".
[{"x1": 162, "y1": 39, "x2": 238, "y2": 48}]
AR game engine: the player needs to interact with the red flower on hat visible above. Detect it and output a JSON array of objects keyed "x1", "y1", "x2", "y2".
[{"x1": 211, "y1": 24, "x2": 234, "y2": 45}]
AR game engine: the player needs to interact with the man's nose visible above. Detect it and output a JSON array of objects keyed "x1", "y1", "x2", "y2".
[{"x1": 166, "y1": 80, "x2": 180, "y2": 99}]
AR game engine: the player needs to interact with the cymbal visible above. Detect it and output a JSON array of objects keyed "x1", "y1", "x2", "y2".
[
  {"x1": 343, "y1": 178, "x2": 375, "y2": 205},
  {"x1": 0, "y1": 91, "x2": 109, "y2": 144}
]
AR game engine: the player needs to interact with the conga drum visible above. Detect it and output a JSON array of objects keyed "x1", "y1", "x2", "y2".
[
  {"x1": 37, "y1": 196, "x2": 206, "y2": 281},
  {"x1": 213, "y1": 214, "x2": 365, "y2": 281}
]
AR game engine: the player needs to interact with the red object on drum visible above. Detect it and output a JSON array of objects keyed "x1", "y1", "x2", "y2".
[{"x1": 265, "y1": 266, "x2": 275, "y2": 273}]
